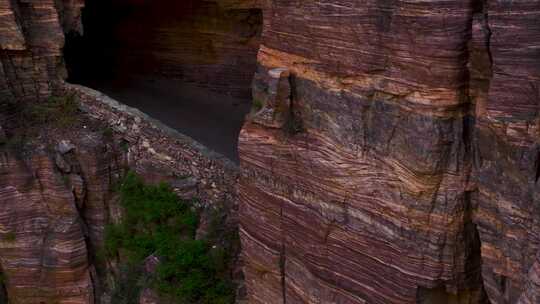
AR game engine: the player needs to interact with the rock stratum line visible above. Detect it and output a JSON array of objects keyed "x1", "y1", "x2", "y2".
[{"x1": 0, "y1": 0, "x2": 539, "y2": 303}]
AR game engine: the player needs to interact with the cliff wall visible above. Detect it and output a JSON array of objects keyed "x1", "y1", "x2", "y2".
[
  {"x1": 0, "y1": 0, "x2": 83, "y2": 102},
  {"x1": 239, "y1": 1, "x2": 540, "y2": 303},
  {"x1": 64, "y1": 0, "x2": 262, "y2": 98},
  {"x1": 0, "y1": 1, "x2": 539, "y2": 304}
]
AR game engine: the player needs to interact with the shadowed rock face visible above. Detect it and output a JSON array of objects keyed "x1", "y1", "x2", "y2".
[
  {"x1": 64, "y1": 0, "x2": 262, "y2": 99},
  {"x1": 0, "y1": 1, "x2": 540, "y2": 304},
  {"x1": 61, "y1": 0, "x2": 263, "y2": 162}
]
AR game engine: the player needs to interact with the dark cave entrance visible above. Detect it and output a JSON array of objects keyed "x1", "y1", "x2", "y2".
[{"x1": 64, "y1": 0, "x2": 263, "y2": 162}]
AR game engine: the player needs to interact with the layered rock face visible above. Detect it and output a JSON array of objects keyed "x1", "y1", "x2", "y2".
[
  {"x1": 239, "y1": 1, "x2": 540, "y2": 303},
  {"x1": 473, "y1": 2, "x2": 540, "y2": 303},
  {"x1": 1, "y1": 1, "x2": 540, "y2": 304},
  {"x1": 0, "y1": 132, "x2": 124, "y2": 303},
  {"x1": 65, "y1": 0, "x2": 262, "y2": 98},
  {"x1": 0, "y1": 0, "x2": 83, "y2": 102}
]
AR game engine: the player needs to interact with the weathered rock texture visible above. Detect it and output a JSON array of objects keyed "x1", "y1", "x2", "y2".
[
  {"x1": 473, "y1": 2, "x2": 540, "y2": 303},
  {"x1": 68, "y1": 83, "x2": 243, "y2": 302},
  {"x1": 1, "y1": 1, "x2": 540, "y2": 304},
  {"x1": 68, "y1": 84, "x2": 239, "y2": 207},
  {"x1": 0, "y1": 1, "x2": 245, "y2": 302},
  {"x1": 0, "y1": 85, "x2": 241, "y2": 303},
  {"x1": 0, "y1": 0, "x2": 84, "y2": 102},
  {"x1": 239, "y1": 1, "x2": 540, "y2": 304},
  {"x1": 0, "y1": 131, "x2": 123, "y2": 303}
]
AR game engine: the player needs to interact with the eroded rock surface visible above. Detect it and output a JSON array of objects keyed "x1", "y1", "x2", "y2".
[
  {"x1": 0, "y1": 0, "x2": 83, "y2": 102},
  {"x1": 239, "y1": 1, "x2": 540, "y2": 303},
  {"x1": 0, "y1": 1, "x2": 539, "y2": 304},
  {"x1": 0, "y1": 131, "x2": 124, "y2": 303}
]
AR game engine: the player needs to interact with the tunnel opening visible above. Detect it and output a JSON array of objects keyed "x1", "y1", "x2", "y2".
[{"x1": 64, "y1": 0, "x2": 263, "y2": 162}]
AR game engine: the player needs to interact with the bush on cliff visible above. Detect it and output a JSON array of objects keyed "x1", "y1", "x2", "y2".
[
  {"x1": 104, "y1": 172, "x2": 234, "y2": 304},
  {"x1": 1, "y1": 94, "x2": 79, "y2": 153},
  {"x1": 24, "y1": 94, "x2": 78, "y2": 128}
]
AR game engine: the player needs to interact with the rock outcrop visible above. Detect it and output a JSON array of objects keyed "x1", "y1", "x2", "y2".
[{"x1": 471, "y1": 2, "x2": 540, "y2": 303}]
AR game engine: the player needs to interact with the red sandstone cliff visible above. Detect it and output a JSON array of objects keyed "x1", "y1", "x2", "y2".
[
  {"x1": 0, "y1": 126, "x2": 125, "y2": 303},
  {"x1": 0, "y1": 1, "x2": 539, "y2": 304},
  {"x1": 239, "y1": 1, "x2": 540, "y2": 303},
  {"x1": 0, "y1": 0, "x2": 83, "y2": 102}
]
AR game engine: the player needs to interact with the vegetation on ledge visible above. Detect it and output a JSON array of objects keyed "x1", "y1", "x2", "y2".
[
  {"x1": 1, "y1": 94, "x2": 80, "y2": 152},
  {"x1": 24, "y1": 94, "x2": 79, "y2": 129},
  {"x1": 104, "y1": 172, "x2": 235, "y2": 304}
]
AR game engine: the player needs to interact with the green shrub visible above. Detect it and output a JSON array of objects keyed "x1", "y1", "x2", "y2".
[
  {"x1": 120, "y1": 141, "x2": 130, "y2": 152},
  {"x1": 3, "y1": 232, "x2": 16, "y2": 243},
  {"x1": 252, "y1": 98, "x2": 264, "y2": 112},
  {"x1": 1, "y1": 94, "x2": 80, "y2": 153},
  {"x1": 4, "y1": 135, "x2": 25, "y2": 152},
  {"x1": 61, "y1": 174, "x2": 70, "y2": 185},
  {"x1": 24, "y1": 94, "x2": 79, "y2": 128},
  {"x1": 104, "y1": 172, "x2": 235, "y2": 303},
  {"x1": 110, "y1": 264, "x2": 145, "y2": 304}
]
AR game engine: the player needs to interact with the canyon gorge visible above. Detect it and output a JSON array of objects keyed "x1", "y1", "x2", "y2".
[{"x1": 0, "y1": 0, "x2": 540, "y2": 303}]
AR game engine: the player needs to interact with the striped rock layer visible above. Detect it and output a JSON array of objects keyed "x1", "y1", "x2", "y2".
[
  {"x1": 0, "y1": 1, "x2": 539, "y2": 304},
  {"x1": 239, "y1": 1, "x2": 540, "y2": 304},
  {"x1": 0, "y1": 132, "x2": 123, "y2": 304},
  {"x1": 65, "y1": 0, "x2": 262, "y2": 99},
  {"x1": 0, "y1": 0, "x2": 84, "y2": 102}
]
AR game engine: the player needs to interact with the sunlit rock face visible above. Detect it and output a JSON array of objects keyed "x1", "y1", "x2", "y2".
[
  {"x1": 238, "y1": 1, "x2": 540, "y2": 303},
  {"x1": 65, "y1": 0, "x2": 262, "y2": 99}
]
